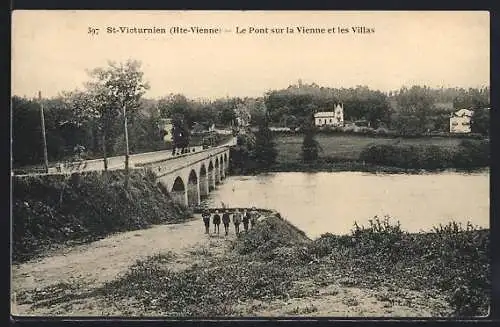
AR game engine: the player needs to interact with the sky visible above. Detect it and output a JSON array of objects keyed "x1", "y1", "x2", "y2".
[{"x1": 12, "y1": 10, "x2": 490, "y2": 100}]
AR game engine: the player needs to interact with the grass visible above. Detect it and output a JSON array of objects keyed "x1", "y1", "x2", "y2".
[
  {"x1": 22, "y1": 214, "x2": 489, "y2": 318},
  {"x1": 96, "y1": 215, "x2": 488, "y2": 317},
  {"x1": 275, "y1": 134, "x2": 464, "y2": 164},
  {"x1": 308, "y1": 217, "x2": 490, "y2": 317}
]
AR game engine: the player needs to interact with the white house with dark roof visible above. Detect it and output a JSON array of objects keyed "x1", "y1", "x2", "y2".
[
  {"x1": 450, "y1": 108, "x2": 474, "y2": 133},
  {"x1": 314, "y1": 104, "x2": 344, "y2": 127}
]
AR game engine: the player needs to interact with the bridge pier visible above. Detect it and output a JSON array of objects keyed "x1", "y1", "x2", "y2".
[
  {"x1": 208, "y1": 169, "x2": 216, "y2": 190},
  {"x1": 215, "y1": 165, "x2": 221, "y2": 184},
  {"x1": 220, "y1": 160, "x2": 226, "y2": 179},
  {"x1": 187, "y1": 170, "x2": 200, "y2": 207},
  {"x1": 200, "y1": 175, "x2": 209, "y2": 199},
  {"x1": 171, "y1": 190, "x2": 188, "y2": 207},
  {"x1": 187, "y1": 182, "x2": 200, "y2": 206}
]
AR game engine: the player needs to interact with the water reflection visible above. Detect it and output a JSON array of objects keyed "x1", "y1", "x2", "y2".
[{"x1": 205, "y1": 172, "x2": 489, "y2": 239}]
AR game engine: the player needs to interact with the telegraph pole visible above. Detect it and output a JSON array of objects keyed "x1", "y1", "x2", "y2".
[
  {"x1": 38, "y1": 91, "x2": 49, "y2": 173},
  {"x1": 123, "y1": 102, "x2": 130, "y2": 187}
]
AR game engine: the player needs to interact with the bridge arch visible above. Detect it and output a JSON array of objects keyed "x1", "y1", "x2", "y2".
[
  {"x1": 171, "y1": 176, "x2": 187, "y2": 207},
  {"x1": 199, "y1": 164, "x2": 209, "y2": 199},
  {"x1": 214, "y1": 157, "x2": 221, "y2": 184},
  {"x1": 208, "y1": 160, "x2": 215, "y2": 191},
  {"x1": 187, "y1": 169, "x2": 200, "y2": 207}
]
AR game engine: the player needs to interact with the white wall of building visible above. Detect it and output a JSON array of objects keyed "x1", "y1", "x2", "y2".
[
  {"x1": 450, "y1": 109, "x2": 473, "y2": 133},
  {"x1": 314, "y1": 104, "x2": 344, "y2": 127}
]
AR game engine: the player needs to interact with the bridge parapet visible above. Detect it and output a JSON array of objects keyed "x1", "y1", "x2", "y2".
[
  {"x1": 145, "y1": 146, "x2": 231, "y2": 208},
  {"x1": 137, "y1": 146, "x2": 229, "y2": 177}
]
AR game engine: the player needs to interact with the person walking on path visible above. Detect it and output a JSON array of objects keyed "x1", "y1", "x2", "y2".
[
  {"x1": 242, "y1": 209, "x2": 250, "y2": 232},
  {"x1": 250, "y1": 206, "x2": 260, "y2": 229},
  {"x1": 222, "y1": 209, "x2": 231, "y2": 236},
  {"x1": 202, "y1": 209, "x2": 211, "y2": 234},
  {"x1": 213, "y1": 210, "x2": 221, "y2": 234},
  {"x1": 233, "y1": 209, "x2": 242, "y2": 235}
]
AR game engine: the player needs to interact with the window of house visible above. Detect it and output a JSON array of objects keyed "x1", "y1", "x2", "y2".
[
  {"x1": 452, "y1": 122, "x2": 458, "y2": 126},
  {"x1": 329, "y1": 119, "x2": 332, "y2": 123}
]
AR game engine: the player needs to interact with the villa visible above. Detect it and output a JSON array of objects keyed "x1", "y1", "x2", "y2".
[
  {"x1": 314, "y1": 104, "x2": 344, "y2": 127},
  {"x1": 450, "y1": 109, "x2": 474, "y2": 133}
]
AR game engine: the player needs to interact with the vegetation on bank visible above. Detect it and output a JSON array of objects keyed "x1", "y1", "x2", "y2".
[
  {"x1": 12, "y1": 170, "x2": 191, "y2": 263},
  {"x1": 230, "y1": 131, "x2": 489, "y2": 174},
  {"x1": 359, "y1": 139, "x2": 489, "y2": 170},
  {"x1": 87, "y1": 214, "x2": 488, "y2": 317}
]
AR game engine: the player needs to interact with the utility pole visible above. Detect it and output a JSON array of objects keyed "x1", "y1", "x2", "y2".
[
  {"x1": 123, "y1": 102, "x2": 130, "y2": 187},
  {"x1": 38, "y1": 91, "x2": 49, "y2": 173}
]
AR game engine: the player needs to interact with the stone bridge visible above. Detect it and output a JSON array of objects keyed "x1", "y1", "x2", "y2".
[{"x1": 136, "y1": 146, "x2": 231, "y2": 207}]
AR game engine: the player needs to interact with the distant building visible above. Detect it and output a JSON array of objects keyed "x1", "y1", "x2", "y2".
[
  {"x1": 314, "y1": 104, "x2": 344, "y2": 127},
  {"x1": 450, "y1": 109, "x2": 473, "y2": 133},
  {"x1": 159, "y1": 118, "x2": 173, "y2": 142},
  {"x1": 269, "y1": 127, "x2": 292, "y2": 132}
]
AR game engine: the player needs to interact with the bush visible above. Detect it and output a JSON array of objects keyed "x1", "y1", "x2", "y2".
[
  {"x1": 359, "y1": 140, "x2": 488, "y2": 170},
  {"x1": 232, "y1": 214, "x2": 309, "y2": 259},
  {"x1": 301, "y1": 129, "x2": 320, "y2": 162},
  {"x1": 12, "y1": 170, "x2": 190, "y2": 263},
  {"x1": 454, "y1": 139, "x2": 490, "y2": 169},
  {"x1": 306, "y1": 217, "x2": 489, "y2": 317}
]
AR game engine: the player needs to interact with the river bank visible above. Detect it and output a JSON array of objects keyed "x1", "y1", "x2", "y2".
[
  {"x1": 255, "y1": 160, "x2": 490, "y2": 175},
  {"x1": 231, "y1": 134, "x2": 489, "y2": 175},
  {"x1": 12, "y1": 170, "x2": 191, "y2": 264},
  {"x1": 12, "y1": 211, "x2": 489, "y2": 318}
]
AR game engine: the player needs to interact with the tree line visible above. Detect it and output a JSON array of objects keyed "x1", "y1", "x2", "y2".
[
  {"x1": 13, "y1": 60, "x2": 490, "y2": 169},
  {"x1": 263, "y1": 82, "x2": 490, "y2": 135},
  {"x1": 12, "y1": 61, "x2": 264, "y2": 168}
]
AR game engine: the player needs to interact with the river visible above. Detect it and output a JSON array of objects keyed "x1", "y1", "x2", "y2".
[{"x1": 205, "y1": 171, "x2": 490, "y2": 239}]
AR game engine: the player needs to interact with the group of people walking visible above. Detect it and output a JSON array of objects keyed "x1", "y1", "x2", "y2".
[{"x1": 201, "y1": 207, "x2": 261, "y2": 236}]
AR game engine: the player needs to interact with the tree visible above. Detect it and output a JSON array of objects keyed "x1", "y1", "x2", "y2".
[
  {"x1": 219, "y1": 105, "x2": 237, "y2": 126},
  {"x1": 62, "y1": 90, "x2": 102, "y2": 158},
  {"x1": 395, "y1": 86, "x2": 436, "y2": 133},
  {"x1": 229, "y1": 133, "x2": 256, "y2": 173},
  {"x1": 12, "y1": 96, "x2": 44, "y2": 167},
  {"x1": 301, "y1": 120, "x2": 320, "y2": 162},
  {"x1": 12, "y1": 95, "x2": 87, "y2": 167},
  {"x1": 85, "y1": 60, "x2": 150, "y2": 184},
  {"x1": 471, "y1": 108, "x2": 490, "y2": 136},
  {"x1": 252, "y1": 116, "x2": 278, "y2": 170}
]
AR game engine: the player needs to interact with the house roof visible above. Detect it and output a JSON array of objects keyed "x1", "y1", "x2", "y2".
[
  {"x1": 452, "y1": 109, "x2": 474, "y2": 117},
  {"x1": 314, "y1": 112, "x2": 335, "y2": 118},
  {"x1": 192, "y1": 122, "x2": 208, "y2": 134}
]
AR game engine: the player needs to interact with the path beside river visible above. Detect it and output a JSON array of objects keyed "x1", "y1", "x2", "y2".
[
  {"x1": 11, "y1": 214, "x2": 451, "y2": 317},
  {"x1": 11, "y1": 215, "x2": 238, "y2": 315}
]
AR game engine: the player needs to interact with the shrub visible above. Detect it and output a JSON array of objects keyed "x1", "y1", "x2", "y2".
[
  {"x1": 232, "y1": 214, "x2": 309, "y2": 258},
  {"x1": 359, "y1": 140, "x2": 488, "y2": 170},
  {"x1": 301, "y1": 129, "x2": 320, "y2": 162},
  {"x1": 308, "y1": 217, "x2": 489, "y2": 317},
  {"x1": 12, "y1": 170, "x2": 190, "y2": 263},
  {"x1": 453, "y1": 139, "x2": 489, "y2": 169}
]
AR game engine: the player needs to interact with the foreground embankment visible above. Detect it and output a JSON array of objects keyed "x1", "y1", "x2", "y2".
[
  {"x1": 12, "y1": 170, "x2": 191, "y2": 263},
  {"x1": 35, "y1": 213, "x2": 484, "y2": 318}
]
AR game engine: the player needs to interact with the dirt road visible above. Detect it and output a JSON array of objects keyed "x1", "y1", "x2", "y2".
[
  {"x1": 11, "y1": 215, "x2": 236, "y2": 315},
  {"x1": 11, "y1": 214, "x2": 451, "y2": 317}
]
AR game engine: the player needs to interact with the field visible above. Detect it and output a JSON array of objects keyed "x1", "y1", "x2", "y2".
[{"x1": 275, "y1": 134, "x2": 464, "y2": 163}]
